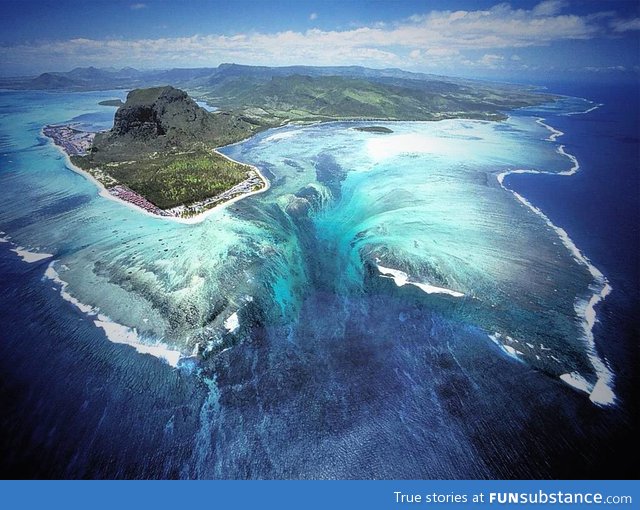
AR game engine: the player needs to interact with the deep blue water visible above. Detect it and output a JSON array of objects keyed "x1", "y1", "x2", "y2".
[
  {"x1": 506, "y1": 83, "x2": 640, "y2": 412},
  {"x1": 0, "y1": 83, "x2": 637, "y2": 479}
]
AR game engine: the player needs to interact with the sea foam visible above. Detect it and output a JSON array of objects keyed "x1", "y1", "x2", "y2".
[
  {"x1": 497, "y1": 107, "x2": 615, "y2": 406},
  {"x1": 560, "y1": 372, "x2": 593, "y2": 394},
  {"x1": 376, "y1": 263, "x2": 464, "y2": 298},
  {"x1": 563, "y1": 102, "x2": 603, "y2": 116},
  {"x1": 1, "y1": 232, "x2": 53, "y2": 262},
  {"x1": 264, "y1": 131, "x2": 299, "y2": 143},
  {"x1": 93, "y1": 315, "x2": 181, "y2": 367},
  {"x1": 44, "y1": 261, "x2": 182, "y2": 368},
  {"x1": 489, "y1": 333, "x2": 522, "y2": 361},
  {"x1": 11, "y1": 248, "x2": 53, "y2": 263},
  {"x1": 224, "y1": 312, "x2": 240, "y2": 333}
]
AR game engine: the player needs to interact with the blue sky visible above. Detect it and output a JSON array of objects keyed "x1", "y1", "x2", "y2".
[{"x1": 1, "y1": 0, "x2": 638, "y2": 81}]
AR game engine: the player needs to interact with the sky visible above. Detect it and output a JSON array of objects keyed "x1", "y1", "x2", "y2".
[{"x1": 1, "y1": 0, "x2": 639, "y2": 81}]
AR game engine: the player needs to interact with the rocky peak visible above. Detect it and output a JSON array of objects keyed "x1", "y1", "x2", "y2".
[
  {"x1": 90, "y1": 85, "x2": 258, "y2": 162},
  {"x1": 110, "y1": 86, "x2": 205, "y2": 142}
]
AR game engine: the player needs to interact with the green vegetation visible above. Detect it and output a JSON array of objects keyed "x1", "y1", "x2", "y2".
[
  {"x1": 100, "y1": 150, "x2": 249, "y2": 209},
  {"x1": 75, "y1": 86, "x2": 262, "y2": 211},
  {"x1": 355, "y1": 126, "x2": 394, "y2": 133},
  {"x1": 8, "y1": 64, "x2": 555, "y2": 125},
  {"x1": 193, "y1": 72, "x2": 553, "y2": 124},
  {"x1": 56, "y1": 67, "x2": 556, "y2": 214}
]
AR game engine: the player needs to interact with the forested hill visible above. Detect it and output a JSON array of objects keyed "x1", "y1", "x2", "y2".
[{"x1": 3, "y1": 63, "x2": 554, "y2": 123}]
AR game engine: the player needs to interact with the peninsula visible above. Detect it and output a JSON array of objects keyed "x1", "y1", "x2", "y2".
[
  {"x1": 40, "y1": 65, "x2": 557, "y2": 219},
  {"x1": 98, "y1": 99, "x2": 124, "y2": 107},
  {"x1": 46, "y1": 86, "x2": 268, "y2": 219}
]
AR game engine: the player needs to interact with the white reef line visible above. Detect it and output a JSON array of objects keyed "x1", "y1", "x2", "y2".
[{"x1": 496, "y1": 104, "x2": 615, "y2": 406}]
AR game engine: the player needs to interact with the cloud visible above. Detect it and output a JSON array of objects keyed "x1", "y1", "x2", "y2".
[
  {"x1": 610, "y1": 17, "x2": 640, "y2": 32},
  {"x1": 408, "y1": 47, "x2": 460, "y2": 66},
  {"x1": 425, "y1": 48, "x2": 459, "y2": 57},
  {"x1": 532, "y1": 0, "x2": 567, "y2": 17},
  {"x1": 479, "y1": 54, "x2": 505, "y2": 68},
  {"x1": 130, "y1": 3, "x2": 147, "y2": 10},
  {"x1": 584, "y1": 65, "x2": 628, "y2": 73},
  {"x1": 0, "y1": 1, "x2": 636, "y2": 75},
  {"x1": 309, "y1": 13, "x2": 318, "y2": 21}
]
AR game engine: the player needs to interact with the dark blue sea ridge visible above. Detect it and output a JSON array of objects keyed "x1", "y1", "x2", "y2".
[{"x1": 0, "y1": 83, "x2": 637, "y2": 478}]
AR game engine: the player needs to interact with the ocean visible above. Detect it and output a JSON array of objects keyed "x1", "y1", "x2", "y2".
[{"x1": 0, "y1": 82, "x2": 637, "y2": 479}]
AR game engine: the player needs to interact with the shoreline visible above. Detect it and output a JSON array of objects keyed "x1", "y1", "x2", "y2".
[
  {"x1": 44, "y1": 260, "x2": 182, "y2": 367},
  {"x1": 28, "y1": 102, "x2": 616, "y2": 390},
  {"x1": 171, "y1": 148, "x2": 271, "y2": 225},
  {"x1": 42, "y1": 124, "x2": 271, "y2": 225},
  {"x1": 1, "y1": 234, "x2": 184, "y2": 368},
  {"x1": 42, "y1": 104, "x2": 537, "y2": 223},
  {"x1": 497, "y1": 105, "x2": 615, "y2": 406}
]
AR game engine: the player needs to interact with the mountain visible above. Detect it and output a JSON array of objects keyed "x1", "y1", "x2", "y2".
[
  {"x1": 29, "y1": 72, "x2": 79, "y2": 89},
  {"x1": 194, "y1": 70, "x2": 551, "y2": 123},
  {"x1": 75, "y1": 86, "x2": 264, "y2": 211},
  {"x1": 5, "y1": 64, "x2": 554, "y2": 122},
  {"x1": 210, "y1": 63, "x2": 447, "y2": 82},
  {"x1": 92, "y1": 85, "x2": 258, "y2": 156}
]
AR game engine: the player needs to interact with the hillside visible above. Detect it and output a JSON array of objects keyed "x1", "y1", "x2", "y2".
[
  {"x1": 72, "y1": 86, "x2": 266, "y2": 213},
  {"x1": 91, "y1": 86, "x2": 261, "y2": 157},
  {"x1": 38, "y1": 66, "x2": 556, "y2": 217},
  {"x1": 3, "y1": 64, "x2": 555, "y2": 123},
  {"x1": 195, "y1": 72, "x2": 549, "y2": 122}
]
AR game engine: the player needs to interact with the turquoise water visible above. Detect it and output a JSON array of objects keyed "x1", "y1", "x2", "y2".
[
  {"x1": 1, "y1": 88, "x2": 630, "y2": 478},
  {"x1": 0, "y1": 90, "x2": 608, "y2": 397}
]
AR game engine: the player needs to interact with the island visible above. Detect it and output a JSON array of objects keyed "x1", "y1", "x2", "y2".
[
  {"x1": 38, "y1": 65, "x2": 557, "y2": 220},
  {"x1": 98, "y1": 99, "x2": 124, "y2": 107},
  {"x1": 45, "y1": 86, "x2": 268, "y2": 219},
  {"x1": 354, "y1": 126, "x2": 394, "y2": 133}
]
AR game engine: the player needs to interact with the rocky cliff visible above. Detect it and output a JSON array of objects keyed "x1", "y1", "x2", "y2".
[
  {"x1": 72, "y1": 86, "x2": 264, "y2": 212},
  {"x1": 91, "y1": 86, "x2": 259, "y2": 162}
]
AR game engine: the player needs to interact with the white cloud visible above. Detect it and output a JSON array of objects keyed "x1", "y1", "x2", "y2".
[
  {"x1": 479, "y1": 54, "x2": 505, "y2": 68},
  {"x1": 309, "y1": 12, "x2": 318, "y2": 21},
  {"x1": 0, "y1": 2, "x2": 635, "y2": 75},
  {"x1": 584, "y1": 65, "x2": 628, "y2": 73},
  {"x1": 425, "y1": 48, "x2": 459, "y2": 57},
  {"x1": 532, "y1": 0, "x2": 567, "y2": 17},
  {"x1": 130, "y1": 3, "x2": 147, "y2": 10},
  {"x1": 406, "y1": 47, "x2": 462, "y2": 69},
  {"x1": 610, "y1": 17, "x2": 640, "y2": 32}
]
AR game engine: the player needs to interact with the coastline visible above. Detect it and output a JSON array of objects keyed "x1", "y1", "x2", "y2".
[
  {"x1": 41, "y1": 101, "x2": 548, "y2": 224},
  {"x1": 496, "y1": 106, "x2": 615, "y2": 406},
  {"x1": 26, "y1": 100, "x2": 618, "y2": 402},
  {"x1": 172, "y1": 148, "x2": 271, "y2": 225},
  {"x1": 42, "y1": 124, "x2": 271, "y2": 225}
]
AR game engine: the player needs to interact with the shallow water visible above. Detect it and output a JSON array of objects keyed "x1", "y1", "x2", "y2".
[{"x1": 0, "y1": 88, "x2": 634, "y2": 478}]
